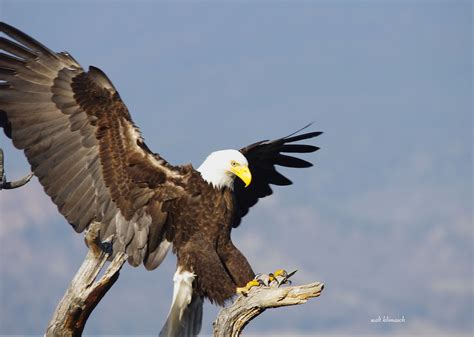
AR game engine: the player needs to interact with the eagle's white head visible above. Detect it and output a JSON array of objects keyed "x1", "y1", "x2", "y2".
[{"x1": 197, "y1": 149, "x2": 252, "y2": 190}]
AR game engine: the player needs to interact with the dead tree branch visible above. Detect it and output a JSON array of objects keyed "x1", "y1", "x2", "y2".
[
  {"x1": 213, "y1": 281, "x2": 324, "y2": 337},
  {"x1": 0, "y1": 148, "x2": 33, "y2": 190},
  {"x1": 45, "y1": 221, "x2": 128, "y2": 337}
]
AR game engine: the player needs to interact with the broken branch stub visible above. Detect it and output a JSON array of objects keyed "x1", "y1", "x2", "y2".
[{"x1": 0, "y1": 148, "x2": 33, "y2": 190}]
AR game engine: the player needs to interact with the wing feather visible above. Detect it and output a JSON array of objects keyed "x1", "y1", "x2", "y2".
[
  {"x1": 0, "y1": 88, "x2": 52, "y2": 102},
  {"x1": 0, "y1": 22, "x2": 184, "y2": 268},
  {"x1": 274, "y1": 154, "x2": 313, "y2": 168},
  {"x1": 0, "y1": 52, "x2": 26, "y2": 70},
  {"x1": 234, "y1": 125, "x2": 322, "y2": 226},
  {"x1": 0, "y1": 37, "x2": 36, "y2": 59},
  {"x1": 266, "y1": 170, "x2": 292, "y2": 186},
  {"x1": 61, "y1": 182, "x2": 95, "y2": 216},
  {"x1": 61, "y1": 179, "x2": 95, "y2": 216},
  {"x1": 277, "y1": 144, "x2": 320, "y2": 153}
]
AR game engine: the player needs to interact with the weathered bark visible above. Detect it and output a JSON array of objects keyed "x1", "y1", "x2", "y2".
[
  {"x1": 0, "y1": 148, "x2": 33, "y2": 190},
  {"x1": 213, "y1": 281, "x2": 324, "y2": 337},
  {"x1": 45, "y1": 221, "x2": 128, "y2": 337}
]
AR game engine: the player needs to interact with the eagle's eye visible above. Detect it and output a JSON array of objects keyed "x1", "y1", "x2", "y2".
[{"x1": 230, "y1": 160, "x2": 238, "y2": 167}]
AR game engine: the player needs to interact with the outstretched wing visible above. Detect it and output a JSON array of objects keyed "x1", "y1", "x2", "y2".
[
  {"x1": 233, "y1": 125, "x2": 322, "y2": 227},
  {"x1": 0, "y1": 22, "x2": 183, "y2": 269}
]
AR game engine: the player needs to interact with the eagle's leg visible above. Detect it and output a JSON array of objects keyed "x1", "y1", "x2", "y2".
[{"x1": 217, "y1": 241, "x2": 255, "y2": 293}]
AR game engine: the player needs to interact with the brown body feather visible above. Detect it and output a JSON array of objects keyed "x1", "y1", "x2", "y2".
[{"x1": 163, "y1": 171, "x2": 254, "y2": 304}]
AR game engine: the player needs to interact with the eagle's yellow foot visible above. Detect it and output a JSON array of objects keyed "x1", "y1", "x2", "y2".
[
  {"x1": 236, "y1": 279, "x2": 262, "y2": 295},
  {"x1": 270, "y1": 269, "x2": 297, "y2": 287}
]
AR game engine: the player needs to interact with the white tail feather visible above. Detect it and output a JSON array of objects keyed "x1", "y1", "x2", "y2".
[{"x1": 160, "y1": 268, "x2": 203, "y2": 337}]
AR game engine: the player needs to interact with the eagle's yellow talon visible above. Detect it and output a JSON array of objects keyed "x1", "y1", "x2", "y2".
[
  {"x1": 273, "y1": 269, "x2": 288, "y2": 277},
  {"x1": 236, "y1": 279, "x2": 261, "y2": 295}
]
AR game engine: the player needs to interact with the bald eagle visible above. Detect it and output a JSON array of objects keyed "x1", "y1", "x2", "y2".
[{"x1": 0, "y1": 23, "x2": 321, "y2": 336}]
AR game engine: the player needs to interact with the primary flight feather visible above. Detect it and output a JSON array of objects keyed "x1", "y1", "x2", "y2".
[{"x1": 0, "y1": 22, "x2": 321, "y2": 336}]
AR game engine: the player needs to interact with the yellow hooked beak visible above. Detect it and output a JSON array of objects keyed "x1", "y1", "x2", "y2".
[{"x1": 230, "y1": 165, "x2": 252, "y2": 187}]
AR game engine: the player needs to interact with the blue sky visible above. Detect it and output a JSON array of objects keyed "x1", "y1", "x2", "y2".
[{"x1": 0, "y1": 1, "x2": 472, "y2": 336}]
